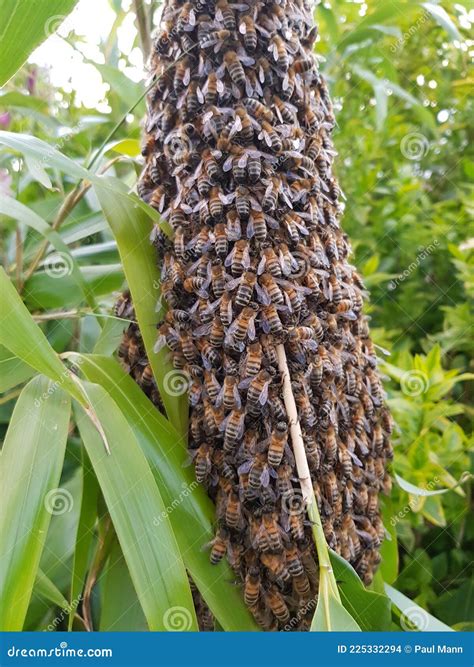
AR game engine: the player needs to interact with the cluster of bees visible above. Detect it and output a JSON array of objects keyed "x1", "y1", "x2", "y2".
[{"x1": 119, "y1": 0, "x2": 394, "y2": 631}]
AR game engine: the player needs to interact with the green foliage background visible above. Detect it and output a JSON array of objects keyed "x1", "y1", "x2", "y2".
[{"x1": 0, "y1": 0, "x2": 472, "y2": 632}]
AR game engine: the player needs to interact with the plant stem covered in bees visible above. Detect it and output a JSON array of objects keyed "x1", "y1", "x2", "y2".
[{"x1": 135, "y1": 0, "x2": 394, "y2": 631}]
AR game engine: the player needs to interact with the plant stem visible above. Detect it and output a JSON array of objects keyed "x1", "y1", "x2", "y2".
[
  {"x1": 82, "y1": 516, "x2": 114, "y2": 631},
  {"x1": 276, "y1": 343, "x2": 340, "y2": 597},
  {"x1": 134, "y1": 0, "x2": 151, "y2": 62}
]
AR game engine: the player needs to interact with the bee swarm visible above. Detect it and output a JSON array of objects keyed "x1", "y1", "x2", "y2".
[{"x1": 126, "y1": 0, "x2": 394, "y2": 631}]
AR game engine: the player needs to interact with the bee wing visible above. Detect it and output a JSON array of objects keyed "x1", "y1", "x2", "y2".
[
  {"x1": 260, "y1": 467, "x2": 270, "y2": 487},
  {"x1": 223, "y1": 155, "x2": 234, "y2": 172},
  {"x1": 193, "y1": 323, "x2": 212, "y2": 338},
  {"x1": 237, "y1": 459, "x2": 252, "y2": 475},
  {"x1": 219, "y1": 413, "x2": 230, "y2": 433},
  {"x1": 257, "y1": 255, "x2": 266, "y2": 275},
  {"x1": 233, "y1": 384, "x2": 242, "y2": 409},
  {"x1": 239, "y1": 21, "x2": 247, "y2": 34},
  {"x1": 255, "y1": 283, "x2": 271, "y2": 305},
  {"x1": 258, "y1": 382, "x2": 270, "y2": 406},
  {"x1": 225, "y1": 276, "x2": 242, "y2": 291},
  {"x1": 153, "y1": 335, "x2": 168, "y2": 354},
  {"x1": 248, "y1": 317, "x2": 256, "y2": 341},
  {"x1": 224, "y1": 246, "x2": 236, "y2": 267},
  {"x1": 246, "y1": 217, "x2": 255, "y2": 239},
  {"x1": 238, "y1": 377, "x2": 252, "y2": 390},
  {"x1": 215, "y1": 385, "x2": 225, "y2": 407}
]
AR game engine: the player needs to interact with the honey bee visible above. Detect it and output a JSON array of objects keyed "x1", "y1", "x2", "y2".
[
  {"x1": 226, "y1": 492, "x2": 243, "y2": 530},
  {"x1": 245, "y1": 369, "x2": 272, "y2": 407},
  {"x1": 228, "y1": 270, "x2": 256, "y2": 307},
  {"x1": 303, "y1": 432, "x2": 322, "y2": 473},
  {"x1": 247, "y1": 210, "x2": 268, "y2": 242},
  {"x1": 210, "y1": 261, "x2": 226, "y2": 298},
  {"x1": 258, "y1": 246, "x2": 282, "y2": 277},
  {"x1": 208, "y1": 529, "x2": 228, "y2": 565},
  {"x1": 203, "y1": 369, "x2": 220, "y2": 402},
  {"x1": 240, "y1": 341, "x2": 262, "y2": 377},
  {"x1": 287, "y1": 512, "x2": 305, "y2": 542},
  {"x1": 193, "y1": 443, "x2": 212, "y2": 483},
  {"x1": 225, "y1": 239, "x2": 250, "y2": 276},
  {"x1": 202, "y1": 149, "x2": 220, "y2": 183},
  {"x1": 219, "y1": 291, "x2": 233, "y2": 327},
  {"x1": 209, "y1": 186, "x2": 224, "y2": 220},
  {"x1": 260, "y1": 553, "x2": 290, "y2": 582},
  {"x1": 244, "y1": 565, "x2": 261, "y2": 606},
  {"x1": 266, "y1": 587, "x2": 290, "y2": 623},
  {"x1": 140, "y1": 364, "x2": 154, "y2": 391},
  {"x1": 267, "y1": 422, "x2": 288, "y2": 467},
  {"x1": 239, "y1": 15, "x2": 257, "y2": 51},
  {"x1": 323, "y1": 471, "x2": 340, "y2": 506},
  {"x1": 224, "y1": 51, "x2": 246, "y2": 87},
  {"x1": 216, "y1": 0, "x2": 236, "y2": 29},
  {"x1": 223, "y1": 409, "x2": 245, "y2": 453},
  {"x1": 213, "y1": 223, "x2": 228, "y2": 258},
  {"x1": 269, "y1": 35, "x2": 288, "y2": 70},
  {"x1": 217, "y1": 373, "x2": 242, "y2": 410},
  {"x1": 262, "y1": 304, "x2": 283, "y2": 335},
  {"x1": 225, "y1": 306, "x2": 257, "y2": 348}
]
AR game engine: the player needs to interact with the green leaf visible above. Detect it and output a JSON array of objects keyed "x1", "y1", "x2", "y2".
[
  {"x1": 23, "y1": 263, "x2": 123, "y2": 310},
  {"x1": 0, "y1": 345, "x2": 35, "y2": 393},
  {"x1": 385, "y1": 584, "x2": 454, "y2": 631},
  {"x1": 0, "y1": 196, "x2": 96, "y2": 309},
  {"x1": 94, "y1": 176, "x2": 187, "y2": 435},
  {"x1": 74, "y1": 384, "x2": 198, "y2": 631},
  {"x1": 68, "y1": 448, "x2": 99, "y2": 630},
  {"x1": 72, "y1": 353, "x2": 259, "y2": 631},
  {"x1": 34, "y1": 569, "x2": 69, "y2": 610},
  {"x1": 0, "y1": 131, "x2": 88, "y2": 181},
  {"x1": 92, "y1": 63, "x2": 146, "y2": 115},
  {"x1": 0, "y1": 0, "x2": 79, "y2": 86},
  {"x1": 99, "y1": 540, "x2": 147, "y2": 631},
  {"x1": 395, "y1": 472, "x2": 467, "y2": 496},
  {"x1": 311, "y1": 569, "x2": 361, "y2": 631},
  {"x1": 329, "y1": 551, "x2": 392, "y2": 631},
  {"x1": 0, "y1": 267, "x2": 85, "y2": 405},
  {"x1": 380, "y1": 498, "x2": 399, "y2": 584},
  {"x1": 421, "y1": 3, "x2": 462, "y2": 42},
  {"x1": 92, "y1": 317, "x2": 126, "y2": 355},
  {"x1": 0, "y1": 376, "x2": 70, "y2": 630}
]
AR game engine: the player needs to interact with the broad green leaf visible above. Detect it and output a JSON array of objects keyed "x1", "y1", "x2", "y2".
[
  {"x1": 74, "y1": 385, "x2": 198, "y2": 631},
  {"x1": 0, "y1": 131, "x2": 88, "y2": 181},
  {"x1": 380, "y1": 498, "x2": 399, "y2": 584},
  {"x1": 68, "y1": 448, "x2": 99, "y2": 630},
  {"x1": 422, "y1": 3, "x2": 462, "y2": 42},
  {"x1": 34, "y1": 569, "x2": 69, "y2": 610},
  {"x1": 100, "y1": 540, "x2": 147, "y2": 631},
  {"x1": 0, "y1": 376, "x2": 70, "y2": 630},
  {"x1": 23, "y1": 263, "x2": 123, "y2": 310},
  {"x1": 94, "y1": 176, "x2": 187, "y2": 435},
  {"x1": 311, "y1": 570, "x2": 361, "y2": 631},
  {"x1": 93, "y1": 317, "x2": 127, "y2": 356},
  {"x1": 395, "y1": 472, "x2": 467, "y2": 496},
  {"x1": 0, "y1": 0, "x2": 79, "y2": 86},
  {"x1": 0, "y1": 345, "x2": 35, "y2": 393},
  {"x1": 92, "y1": 63, "x2": 145, "y2": 115},
  {"x1": 0, "y1": 268, "x2": 85, "y2": 405},
  {"x1": 71, "y1": 353, "x2": 259, "y2": 631},
  {"x1": 385, "y1": 584, "x2": 454, "y2": 631},
  {"x1": 106, "y1": 138, "x2": 141, "y2": 157},
  {"x1": 0, "y1": 196, "x2": 96, "y2": 309},
  {"x1": 329, "y1": 551, "x2": 391, "y2": 631}
]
